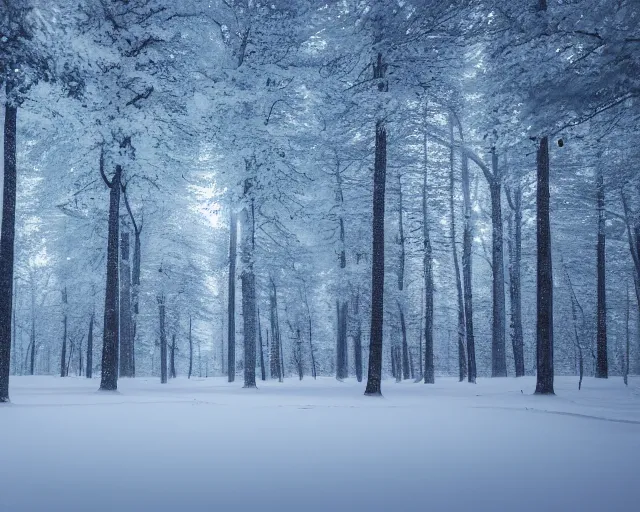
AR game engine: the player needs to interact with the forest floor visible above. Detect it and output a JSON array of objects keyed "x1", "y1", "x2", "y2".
[{"x1": 1, "y1": 375, "x2": 639, "y2": 512}]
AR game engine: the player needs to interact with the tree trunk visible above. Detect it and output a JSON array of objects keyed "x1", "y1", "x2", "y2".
[
  {"x1": 227, "y1": 209, "x2": 237, "y2": 383},
  {"x1": 595, "y1": 167, "x2": 608, "y2": 378},
  {"x1": 624, "y1": 283, "x2": 630, "y2": 386},
  {"x1": 131, "y1": 230, "x2": 141, "y2": 377},
  {"x1": 99, "y1": 159, "x2": 121, "y2": 392},
  {"x1": 336, "y1": 300, "x2": 348, "y2": 380},
  {"x1": 397, "y1": 173, "x2": 410, "y2": 380},
  {"x1": 535, "y1": 136, "x2": 554, "y2": 395},
  {"x1": 170, "y1": 334, "x2": 176, "y2": 379},
  {"x1": 449, "y1": 117, "x2": 467, "y2": 382},
  {"x1": 60, "y1": 287, "x2": 68, "y2": 378},
  {"x1": 506, "y1": 185, "x2": 525, "y2": 377},
  {"x1": 461, "y1": 153, "x2": 477, "y2": 383},
  {"x1": 258, "y1": 310, "x2": 266, "y2": 381},
  {"x1": 365, "y1": 51, "x2": 388, "y2": 397},
  {"x1": 269, "y1": 279, "x2": 282, "y2": 381},
  {"x1": 86, "y1": 313, "x2": 94, "y2": 378},
  {"x1": 30, "y1": 315, "x2": 36, "y2": 376},
  {"x1": 304, "y1": 285, "x2": 317, "y2": 380},
  {"x1": 158, "y1": 294, "x2": 167, "y2": 384},
  {"x1": 0, "y1": 93, "x2": 17, "y2": 402},
  {"x1": 352, "y1": 290, "x2": 362, "y2": 382},
  {"x1": 188, "y1": 316, "x2": 193, "y2": 379},
  {"x1": 12, "y1": 283, "x2": 17, "y2": 376},
  {"x1": 399, "y1": 303, "x2": 410, "y2": 380},
  {"x1": 490, "y1": 149, "x2": 507, "y2": 377},
  {"x1": 123, "y1": 186, "x2": 142, "y2": 378},
  {"x1": 423, "y1": 132, "x2": 435, "y2": 384},
  {"x1": 241, "y1": 174, "x2": 257, "y2": 389},
  {"x1": 119, "y1": 231, "x2": 133, "y2": 378},
  {"x1": 335, "y1": 159, "x2": 349, "y2": 381}
]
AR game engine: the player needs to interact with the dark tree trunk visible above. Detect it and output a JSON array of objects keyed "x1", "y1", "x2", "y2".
[
  {"x1": 449, "y1": 117, "x2": 467, "y2": 382},
  {"x1": 461, "y1": 154, "x2": 477, "y2": 383},
  {"x1": 335, "y1": 160, "x2": 349, "y2": 381},
  {"x1": 397, "y1": 173, "x2": 410, "y2": 381},
  {"x1": 506, "y1": 185, "x2": 525, "y2": 377},
  {"x1": 304, "y1": 285, "x2": 317, "y2": 380},
  {"x1": 29, "y1": 316, "x2": 36, "y2": 376},
  {"x1": 279, "y1": 316, "x2": 285, "y2": 381},
  {"x1": 595, "y1": 167, "x2": 608, "y2": 378},
  {"x1": 258, "y1": 310, "x2": 266, "y2": 381},
  {"x1": 158, "y1": 294, "x2": 167, "y2": 384},
  {"x1": 535, "y1": 136, "x2": 554, "y2": 395},
  {"x1": 399, "y1": 303, "x2": 410, "y2": 380},
  {"x1": 336, "y1": 300, "x2": 348, "y2": 380},
  {"x1": 227, "y1": 209, "x2": 237, "y2": 383},
  {"x1": 60, "y1": 288, "x2": 68, "y2": 378},
  {"x1": 352, "y1": 290, "x2": 362, "y2": 382},
  {"x1": 241, "y1": 175, "x2": 257, "y2": 389},
  {"x1": 390, "y1": 345, "x2": 397, "y2": 381},
  {"x1": 624, "y1": 283, "x2": 630, "y2": 386},
  {"x1": 86, "y1": 313, "x2": 94, "y2": 378},
  {"x1": 123, "y1": 141, "x2": 143, "y2": 378},
  {"x1": 294, "y1": 327, "x2": 304, "y2": 381},
  {"x1": 0, "y1": 94, "x2": 17, "y2": 402},
  {"x1": 270, "y1": 278, "x2": 283, "y2": 382},
  {"x1": 99, "y1": 156, "x2": 121, "y2": 392},
  {"x1": 188, "y1": 316, "x2": 193, "y2": 379},
  {"x1": 423, "y1": 132, "x2": 435, "y2": 384},
  {"x1": 490, "y1": 149, "x2": 507, "y2": 377},
  {"x1": 119, "y1": 231, "x2": 134, "y2": 378},
  {"x1": 365, "y1": 53, "x2": 388, "y2": 397},
  {"x1": 170, "y1": 334, "x2": 177, "y2": 379}
]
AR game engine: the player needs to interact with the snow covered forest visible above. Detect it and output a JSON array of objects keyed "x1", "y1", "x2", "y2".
[{"x1": 1, "y1": 1, "x2": 640, "y2": 510}]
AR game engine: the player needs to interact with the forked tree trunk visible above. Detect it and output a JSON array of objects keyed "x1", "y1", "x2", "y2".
[
  {"x1": 365, "y1": 51, "x2": 388, "y2": 397},
  {"x1": 0, "y1": 93, "x2": 17, "y2": 402},
  {"x1": 595, "y1": 166, "x2": 608, "y2": 378},
  {"x1": 99, "y1": 155, "x2": 121, "y2": 392},
  {"x1": 535, "y1": 136, "x2": 554, "y2": 395}
]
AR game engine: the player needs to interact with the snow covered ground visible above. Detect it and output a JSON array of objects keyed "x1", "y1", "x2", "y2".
[{"x1": 1, "y1": 375, "x2": 639, "y2": 512}]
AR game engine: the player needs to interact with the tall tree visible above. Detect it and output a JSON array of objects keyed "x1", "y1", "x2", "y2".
[
  {"x1": 535, "y1": 136, "x2": 554, "y2": 395},
  {"x1": 595, "y1": 165, "x2": 608, "y2": 378},
  {"x1": 364, "y1": 41, "x2": 389, "y2": 395},
  {"x1": 99, "y1": 151, "x2": 121, "y2": 392}
]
